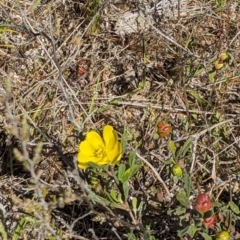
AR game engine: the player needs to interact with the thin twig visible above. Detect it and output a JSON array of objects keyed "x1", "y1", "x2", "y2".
[
  {"x1": 150, "y1": 25, "x2": 200, "y2": 58},
  {"x1": 135, "y1": 152, "x2": 171, "y2": 197},
  {"x1": 229, "y1": 30, "x2": 240, "y2": 46},
  {"x1": 117, "y1": 100, "x2": 236, "y2": 116},
  {"x1": 190, "y1": 119, "x2": 234, "y2": 174}
]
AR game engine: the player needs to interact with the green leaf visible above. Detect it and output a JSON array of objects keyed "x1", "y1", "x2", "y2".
[
  {"x1": 121, "y1": 168, "x2": 131, "y2": 183},
  {"x1": 184, "y1": 174, "x2": 191, "y2": 198},
  {"x1": 186, "y1": 224, "x2": 199, "y2": 238},
  {"x1": 177, "y1": 138, "x2": 192, "y2": 159},
  {"x1": 208, "y1": 70, "x2": 216, "y2": 83},
  {"x1": 200, "y1": 232, "x2": 213, "y2": 240},
  {"x1": 173, "y1": 175, "x2": 179, "y2": 184},
  {"x1": 139, "y1": 68, "x2": 146, "y2": 89},
  {"x1": 121, "y1": 125, "x2": 128, "y2": 154},
  {"x1": 128, "y1": 232, "x2": 137, "y2": 240},
  {"x1": 129, "y1": 164, "x2": 140, "y2": 178},
  {"x1": 137, "y1": 200, "x2": 145, "y2": 217},
  {"x1": 117, "y1": 164, "x2": 126, "y2": 182},
  {"x1": 177, "y1": 225, "x2": 189, "y2": 237},
  {"x1": 30, "y1": 0, "x2": 41, "y2": 14},
  {"x1": 168, "y1": 140, "x2": 177, "y2": 155},
  {"x1": 122, "y1": 181, "x2": 129, "y2": 201},
  {"x1": 229, "y1": 201, "x2": 240, "y2": 214},
  {"x1": 88, "y1": 193, "x2": 112, "y2": 206},
  {"x1": 165, "y1": 156, "x2": 175, "y2": 165},
  {"x1": 191, "y1": 113, "x2": 198, "y2": 120},
  {"x1": 13, "y1": 216, "x2": 35, "y2": 240},
  {"x1": 184, "y1": 32, "x2": 193, "y2": 48},
  {"x1": 149, "y1": 236, "x2": 156, "y2": 240},
  {"x1": 182, "y1": 138, "x2": 193, "y2": 157},
  {"x1": 0, "y1": 220, "x2": 7, "y2": 240},
  {"x1": 121, "y1": 165, "x2": 140, "y2": 183},
  {"x1": 132, "y1": 197, "x2": 138, "y2": 216},
  {"x1": 194, "y1": 67, "x2": 204, "y2": 77},
  {"x1": 110, "y1": 189, "x2": 119, "y2": 203},
  {"x1": 189, "y1": 90, "x2": 208, "y2": 105},
  {"x1": 176, "y1": 190, "x2": 190, "y2": 207},
  {"x1": 128, "y1": 151, "x2": 136, "y2": 166},
  {"x1": 117, "y1": 192, "x2": 123, "y2": 204},
  {"x1": 178, "y1": 224, "x2": 199, "y2": 238},
  {"x1": 176, "y1": 206, "x2": 186, "y2": 216},
  {"x1": 109, "y1": 202, "x2": 126, "y2": 210}
]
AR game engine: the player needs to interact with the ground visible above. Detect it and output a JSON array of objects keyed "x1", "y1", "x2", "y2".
[{"x1": 0, "y1": 0, "x2": 239, "y2": 239}]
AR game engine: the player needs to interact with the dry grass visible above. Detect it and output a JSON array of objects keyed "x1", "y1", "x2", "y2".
[{"x1": 0, "y1": 0, "x2": 239, "y2": 239}]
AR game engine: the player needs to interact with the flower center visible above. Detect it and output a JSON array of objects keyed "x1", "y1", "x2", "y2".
[{"x1": 93, "y1": 145, "x2": 107, "y2": 159}]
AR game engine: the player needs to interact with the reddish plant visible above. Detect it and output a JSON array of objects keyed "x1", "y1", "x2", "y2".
[
  {"x1": 77, "y1": 65, "x2": 87, "y2": 76},
  {"x1": 194, "y1": 193, "x2": 213, "y2": 213},
  {"x1": 203, "y1": 215, "x2": 217, "y2": 229},
  {"x1": 157, "y1": 121, "x2": 172, "y2": 138}
]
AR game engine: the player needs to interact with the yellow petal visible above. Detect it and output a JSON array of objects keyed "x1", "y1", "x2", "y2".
[
  {"x1": 78, "y1": 130, "x2": 105, "y2": 169},
  {"x1": 107, "y1": 141, "x2": 122, "y2": 165},
  {"x1": 77, "y1": 159, "x2": 89, "y2": 169},
  {"x1": 78, "y1": 150, "x2": 109, "y2": 168},
  {"x1": 85, "y1": 130, "x2": 104, "y2": 147},
  {"x1": 94, "y1": 154, "x2": 109, "y2": 166},
  {"x1": 78, "y1": 150, "x2": 96, "y2": 163},
  {"x1": 80, "y1": 131, "x2": 104, "y2": 154},
  {"x1": 103, "y1": 125, "x2": 118, "y2": 151}
]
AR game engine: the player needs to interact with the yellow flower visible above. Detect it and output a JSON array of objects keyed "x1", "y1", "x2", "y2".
[{"x1": 77, "y1": 125, "x2": 122, "y2": 169}]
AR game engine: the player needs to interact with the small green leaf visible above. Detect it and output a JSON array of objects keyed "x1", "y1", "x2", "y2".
[
  {"x1": 129, "y1": 165, "x2": 140, "y2": 178},
  {"x1": 122, "y1": 181, "x2": 129, "y2": 201},
  {"x1": 120, "y1": 168, "x2": 131, "y2": 183},
  {"x1": 165, "y1": 156, "x2": 175, "y2": 165},
  {"x1": 117, "y1": 192, "x2": 123, "y2": 204},
  {"x1": 177, "y1": 138, "x2": 192, "y2": 159},
  {"x1": 139, "y1": 68, "x2": 146, "y2": 89},
  {"x1": 194, "y1": 67, "x2": 204, "y2": 77},
  {"x1": 118, "y1": 164, "x2": 126, "y2": 182},
  {"x1": 200, "y1": 232, "x2": 213, "y2": 240},
  {"x1": 178, "y1": 223, "x2": 199, "y2": 238},
  {"x1": 0, "y1": 220, "x2": 7, "y2": 240},
  {"x1": 30, "y1": 0, "x2": 41, "y2": 14},
  {"x1": 208, "y1": 70, "x2": 216, "y2": 83},
  {"x1": 110, "y1": 189, "x2": 118, "y2": 202},
  {"x1": 184, "y1": 174, "x2": 191, "y2": 198},
  {"x1": 128, "y1": 151, "x2": 136, "y2": 166},
  {"x1": 120, "y1": 165, "x2": 140, "y2": 183},
  {"x1": 153, "y1": 132, "x2": 159, "y2": 139},
  {"x1": 176, "y1": 206, "x2": 186, "y2": 216},
  {"x1": 189, "y1": 90, "x2": 208, "y2": 105},
  {"x1": 229, "y1": 201, "x2": 240, "y2": 214},
  {"x1": 132, "y1": 197, "x2": 138, "y2": 216},
  {"x1": 176, "y1": 190, "x2": 190, "y2": 207},
  {"x1": 191, "y1": 113, "x2": 198, "y2": 120},
  {"x1": 128, "y1": 232, "x2": 137, "y2": 240},
  {"x1": 177, "y1": 225, "x2": 189, "y2": 237},
  {"x1": 173, "y1": 175, "x2": 180, "y2": 183},
  {"x1": 121, "y1": 125, "x2": 128, "y2": 154},
  {"x1": 168, "y1": 140, "x2": 177, "y2": 155},
  {"x1": 186, "y1": 224, "x2": 199, "y2": 238},
  {"x1": 137, "y1": 200, "x2": 145, "y2": 216}
]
